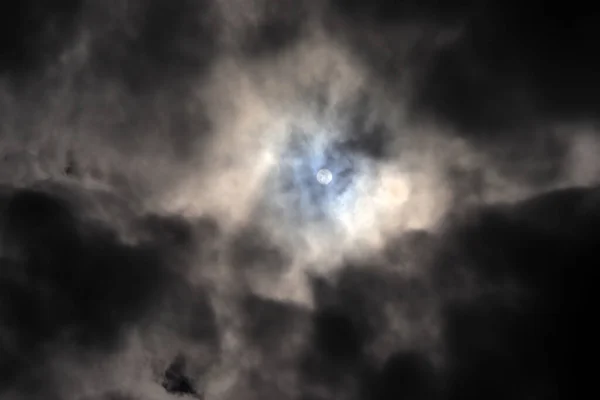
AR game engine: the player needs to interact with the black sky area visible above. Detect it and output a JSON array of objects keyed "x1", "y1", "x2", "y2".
[{"x1": 0, "y1": 1, "x2": 594, "y2": 399}]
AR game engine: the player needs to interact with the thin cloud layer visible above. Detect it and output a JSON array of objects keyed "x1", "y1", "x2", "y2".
[{"x1": 0, "y1": 1, "x2": 595, "y2": 399}]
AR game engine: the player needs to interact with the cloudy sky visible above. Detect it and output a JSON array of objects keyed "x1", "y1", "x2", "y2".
[{"x1": 0, "y1": 1, "x2": 594, "y2": 399}]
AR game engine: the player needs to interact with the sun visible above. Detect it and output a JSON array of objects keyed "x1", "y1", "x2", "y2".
[{"x1": 316, "y1": 168, "x2": 333, "y2": 185}]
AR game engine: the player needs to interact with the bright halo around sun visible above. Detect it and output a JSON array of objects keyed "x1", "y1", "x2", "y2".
[{"x1": 261, "y1": 129, "x2": 362, "y2": 224}]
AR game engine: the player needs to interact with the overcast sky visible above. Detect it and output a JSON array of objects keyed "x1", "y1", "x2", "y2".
[{"x1": 0, "y1": 1, "x2": 594, "y2": 399}]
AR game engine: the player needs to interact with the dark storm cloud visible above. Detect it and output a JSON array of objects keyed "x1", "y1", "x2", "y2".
[
  {"x1": 87, "y1": 0, "x2": 218, "y2": 94},
  {"x1": 230, "y1": 225, "x2": 289, "y2": 271},
  {"x1": 335, "y1": 93, "x2": 395, "y2": 161},
  {"x1": 0, "y1": 1, "x2": 217, "y2": 167},
  {"x1": 309, "y1": 267, "x2": 434, "y2": 358},
  {"x1": 0, "y1": 187, "x2": 218, "y2": 396},
  {"x1": 0, "y1": 0, "x2": 83, "y2": 79},
  {"x1": 289, "y1": 184, "x2": 599, "y2": 399},
  {"x1": 238, "y1": 0, "x2": 310, "y2": 58},
  {"x1": 59, "y1": 0, "x2": 218, "y2": 160},
  {"x1": 322, "y1": 0, "x2": 470, "y2": 85},
  {"x1": 415, "y1": 1, "x2": 600, "y2": 130},
  {"x1": 156, "y1": 277, "x2": 220, "y2": 350},
  {"x1": 242, "y1": 294, "x2": 310, "y2": 355},
  {"x1": 330, "y1": 0, "x2": 474, "y2": 25},
  {"x1": 325, "y1": 0, "x2": 597, "y2": 188},
  {"x1": 431, "y1": 185, "x2": 598, "y2": 399},
  {"x1": 403, "y1": 1, "x2": 600, "y2": 189},
  {"x1": 340, "y1": 113, "x2": 389, "y2": 161},
  {"x1": 299, "y1": 265, "x2": 440, "y2": 400},
  {"x1": 383, "y1": 229, "x2": 435, "y2": 269},
  {"x1": 330, "y1": 1, "x2": 599, "y2": 128},
  {"x1": 445, "y1": 131, "x2": 569, "y2": 198},
  {"x1": 372, "y1": 351, "x2": 439, "y2": 400},
  {"x1": 79, "y1": 392, "x2": 137, "y2": 400},
  {"x1": 162, "y1": 354, "x2": 202, "y2": 397},
  {"x1": 300, "y1": 306, "x2": 368, "y2": 400}
]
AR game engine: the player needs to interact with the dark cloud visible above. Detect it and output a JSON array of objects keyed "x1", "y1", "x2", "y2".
[
  {"x1": 0, "y1": 187, "x2": 216, "y2": 395},
  {"x1": 442, "y1": 297, "x2": 558, "y2": 400},
  {"x1": 311, "y1": 308, "x2": 365, "y2": 365},
  {"x1": 413, "y1": 1, "x2": 600, "y2": 129},
  {"x1": 300, "y1": 306, "x2": 366, "y2": 400},
  {"x1": 0, "y1": 2, "x2": 217, "y2": 164},
  {"x1": 300, "y1": 266, "x2": 438, "y2": 399},
  {"x1": 372, "y1": 351, "x2": 439, "y2": 400},
  {"x1": 162, "y1": 354, "x2": 202, "y2": 398},
  {"x1": 323, "y1": 0, "x2": 471, "y2": 86},
  {"x1": 329, "y1": 1, "x2": 599, "y2": 129},
  {"x1": 242, "y1": 295, "x2": 309, "y2": 354},
  {"x1": 155, "y1": 277, "x2": 220, "y2": 354},
  {"x1": 383, "y1": 229, "x2": 435, "y2": 268},
  {"x1": 340, "y1": 117, "x2": 389, "y2": 161},
  {"x1": 88, "y1": 0, "x2": 218, "y2": 94},
  {"x1": 292, "y1": 184, "x2": 599, "y2": 399},
  {"x1": 336, "y1": 93, "x2": 395, "y2": 161},
  {"x1": 325, "y1": 1, "x2": 597, "y2": 189},
  {"x1": 239, "y1": 0, "x2": 309, "y2": 58},
  {"x1": 313, "y1": 265, "x2": 436, "y2": 348},
  {"x1": 79, "y1": 392, "x2": 137, "y2": 400},
  {"x1": 433, "y1": 185, "x2": 597, "y2": 399},
  {"x1": 0, "y1": 0, "x2": 83, "y2": 79},
  {"x1": 330, "y1": 0, "x2": 475, "y2": 25},
  {"x1": 445, "y1": 131, "x2": 569, "y2": 197},
  {"x1": 229, "y1": 225, "x2": 291, "y2": 275}
]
